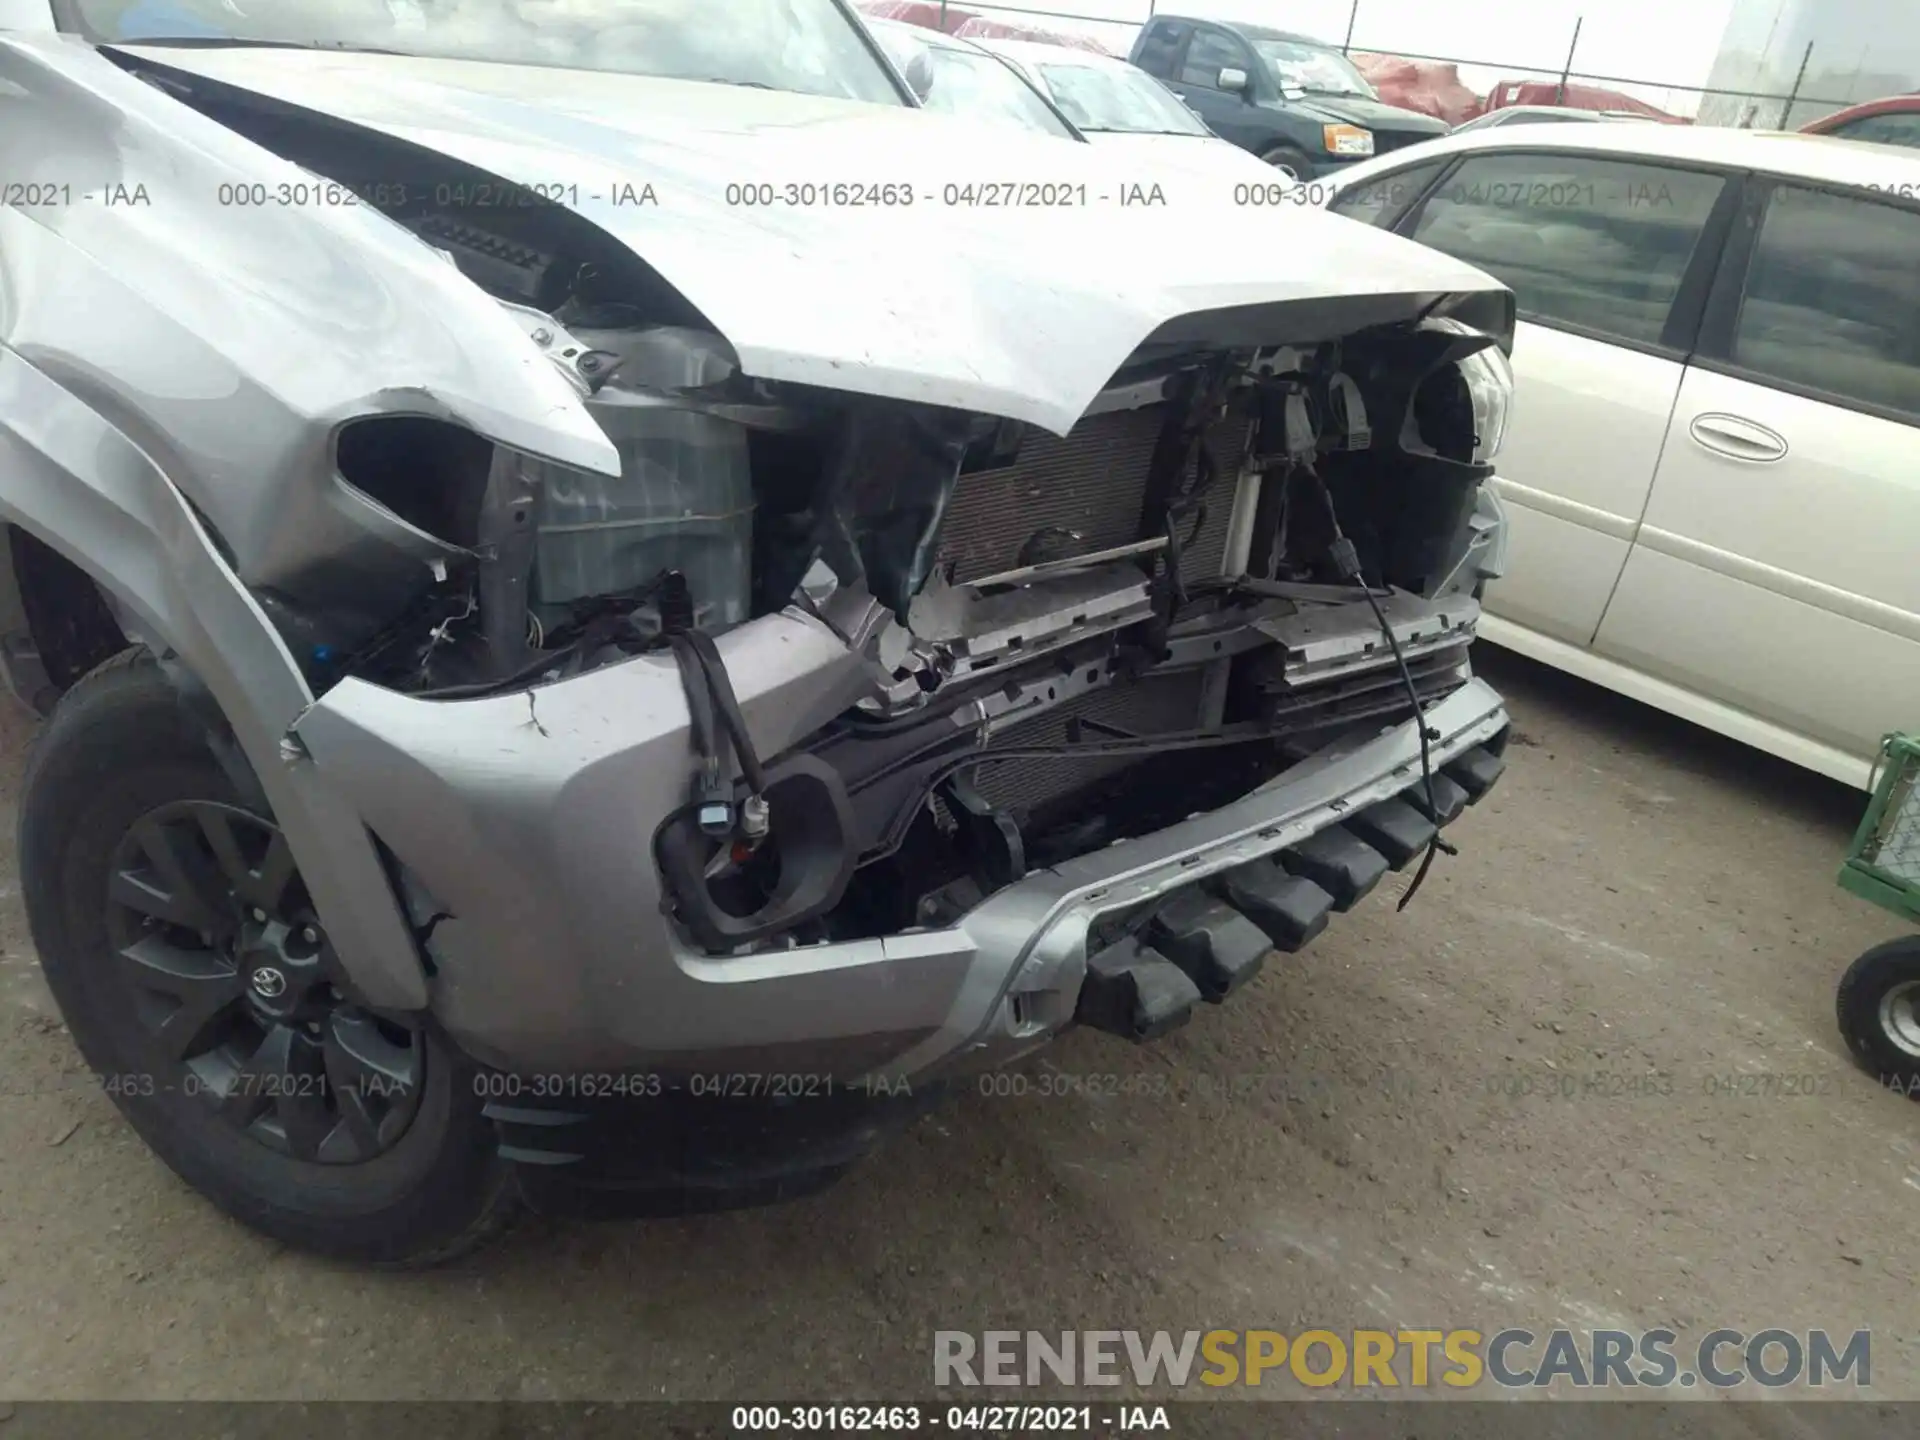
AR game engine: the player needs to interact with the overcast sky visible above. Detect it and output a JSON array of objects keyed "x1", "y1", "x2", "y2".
[{"x1": 960, "y1": 0, "x2": 1743, "y2": 107}]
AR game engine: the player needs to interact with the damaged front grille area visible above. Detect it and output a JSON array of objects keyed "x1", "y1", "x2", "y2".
[
  {"x1": 1258, "y1": 644, "x2": 1471, "y2": 735},
  {"x1": 1247, "y1": 590, "x2": 1481, "y2": 736},
  {"x1": 952, "y1": 601, "x2": 1475, "y2": 827},
  {"x1": 937, "y1": 404, "x2": 1246, "y2": 585},
  {"x1": 970, "y1": 668, "x2": 1211, "y2": 814},
  {"x1": 268, "y1": 259, "x2": 1506, "y2": 959},
  {"x1": 754, "y1": 325, "x2": 1506, "y2": 950}
]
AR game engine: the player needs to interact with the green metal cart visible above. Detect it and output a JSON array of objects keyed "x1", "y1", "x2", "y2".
[{"x1": 1836, "y1": 733, "x2": 1920, "y2": 1094}]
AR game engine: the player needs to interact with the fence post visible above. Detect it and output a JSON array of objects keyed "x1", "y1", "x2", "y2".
[
  {"x1": 1779, "y1": 41, "x2": 1813, "y2": 128},
  {"x1": 1342, "y1": 0, "x2": 1359, "y2": 54},
  {"x1": 1556, "y1": 16, "x2": 1583, "y2": 105},
  {"x1": 938, "y1": 0, "x2": 947, "y2": 29}
]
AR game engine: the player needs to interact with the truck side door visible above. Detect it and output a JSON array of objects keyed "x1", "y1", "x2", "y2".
[{"x1": 1162, "y1": 26, "x2": 1269, "y2": 155}]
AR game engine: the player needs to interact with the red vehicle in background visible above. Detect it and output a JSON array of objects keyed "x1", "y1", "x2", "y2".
[
  {"x1": 1481, "y1": 78, "x2": 1688, "y2": 124},
  {"x1": 859, "y1": 1, "x2": 1112, "y2": 53},
  {"x1": 951, "y1": 16, "x2": 1111, "y2": 52},
  {"x1": 858, "y1": 1, "x2": 970, "y2": 31},
  {"x1": 1348, "y1": 53, "x2": 1481, "y2": 126},
  {"x1": 1800, "y1": 94, "x2": 1920, "y2": 149}
]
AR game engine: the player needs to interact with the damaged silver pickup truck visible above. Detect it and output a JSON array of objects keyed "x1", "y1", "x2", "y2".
[{"x1": 1, "y1": 0, "x2": 1515, "y2": 1262}]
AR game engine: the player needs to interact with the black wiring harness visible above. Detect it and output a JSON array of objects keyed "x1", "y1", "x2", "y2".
[
  {"x1": 647, "y1": 572, "x2": 771, "y2": 846},
  {"x1": 361, "y1": 568, "x2": 776, "y2": 852},
  {"x1": 1300, "y1": 465, "x2": 1457, "y2": 911}
]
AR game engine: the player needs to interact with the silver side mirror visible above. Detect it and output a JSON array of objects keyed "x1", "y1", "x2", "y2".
[
  {"x1": 903, "y1": 50, "x2": 935, "y2": 102},
  {"x1": 1217, "y1": 66, "x2": 1249, "y2": 93}
]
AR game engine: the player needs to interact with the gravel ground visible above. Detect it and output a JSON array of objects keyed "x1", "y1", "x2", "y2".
[{"x1": 0, "y1": 647, "x2": 1913, "y2": 1419}]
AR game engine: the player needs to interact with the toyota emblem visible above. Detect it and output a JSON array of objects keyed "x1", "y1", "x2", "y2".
[{"x1": 250, "y1": 966, "x2": 288, "y2": 1000}]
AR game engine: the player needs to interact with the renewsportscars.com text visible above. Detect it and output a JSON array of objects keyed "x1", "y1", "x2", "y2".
[{"x1": 934, "y1": 1328, "x2": 1871, "y2": 1390}]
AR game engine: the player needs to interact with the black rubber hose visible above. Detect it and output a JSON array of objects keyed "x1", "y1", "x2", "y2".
[{"x1": 686, "y1": 628, "x2": 769, "y2": 798}]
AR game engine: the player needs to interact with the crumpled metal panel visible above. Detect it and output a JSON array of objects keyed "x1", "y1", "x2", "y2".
[
  {"x1": 0, "y1": 343, "x2": 431, "y2": 1009},
  {"x1": 0, "y1": 36, "x2": 633, "y2": 1008},
  {"x1": 109, "y1": 41, "x2": 1514, "y2": 435},
  {"x1": 0, "y1": 36, "x2": 618, "y2": 600}
]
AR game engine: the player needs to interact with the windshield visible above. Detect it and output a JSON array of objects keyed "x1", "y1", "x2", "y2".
[
  {"x1": 869, "y1": 25, "x2": 1075, "y2": 137},
  {"x1": 74, "y1": 0, "x2": 905, "y2": 105},
  {"x1": 1035, "y1": 60, "x2": 1207, "y2": 136},
  {"x1": 1252, "y1": 37, "x2": 1377, "y2": 99}
]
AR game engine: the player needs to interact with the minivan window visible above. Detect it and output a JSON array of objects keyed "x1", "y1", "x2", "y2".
[
  {"x1": 1179, "y1": 30, "x2": 1242, "y2": 90},
  {"x1": 1731, "y1": 185, "x2": 1920, "y2": 419},
  {"x1": 1408, "y1": 151, "x2": 1724, "y2": 346}
]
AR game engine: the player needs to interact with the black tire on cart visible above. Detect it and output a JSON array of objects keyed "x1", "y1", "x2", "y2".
[
  {"x1": 1836, "y1": 934, "x2": 1920, "y2": 1096},
  {"x1": 19, "y1": 649, "x2": 518, "y2": 1264}
]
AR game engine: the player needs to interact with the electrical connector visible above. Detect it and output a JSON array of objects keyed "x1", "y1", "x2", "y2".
[
  {"x1": 696, "y1": 758, "x2": 733, "y2": 838},
  {"x1": 739, "y1": 792, "x2": 770, "y2": 842}
]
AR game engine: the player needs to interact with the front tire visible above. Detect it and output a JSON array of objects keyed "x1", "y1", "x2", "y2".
[
  {"x1": 1836, "y1": 935, "x2": 1920, "y2": 1095},
  {"x1": 1261, "y1": 144, "x2": 1313, "y2": 181},
  {"x1": 19, "y1": 651, "x2": 517, "y2": 1264}
]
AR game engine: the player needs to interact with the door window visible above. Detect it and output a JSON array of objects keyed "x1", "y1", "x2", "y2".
[
  {"x1": 1132, "y1": 19, "x2": 1188, "y2": 80},
  {"x1": 1179, "y1": 30, "x2": 1243, "y2": 90},
  {"x1": 1330, "y1": 158, "x2": 1447, "y2": 228},
  {"x1": 1408, "y1": 151, "x2": 1724, "y2": 346},
  {"x1": 1730, "y1": 185, "x2": 1920, "y2": 420}
]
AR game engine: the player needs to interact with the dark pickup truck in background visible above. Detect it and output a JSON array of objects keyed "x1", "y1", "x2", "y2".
[{"x1": 1131, "y1": 15, "x2": 1449, "y2": 178}]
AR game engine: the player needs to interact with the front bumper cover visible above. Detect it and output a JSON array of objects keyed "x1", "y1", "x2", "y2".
[
  {"x1": 294, "y1": 623, "x2": 1509, "y2": 1083},
  {"x1": 875, "y1": 673, "x2": 1508, "y2": 1080}
]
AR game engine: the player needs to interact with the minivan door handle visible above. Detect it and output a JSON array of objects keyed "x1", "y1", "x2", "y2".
[{"x1": 1688, "y1": 413, "x2": 1788, "y2": 463}]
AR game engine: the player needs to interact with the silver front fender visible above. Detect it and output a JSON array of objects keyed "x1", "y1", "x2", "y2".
[
  {"x1": 0, "y1": 39, "x2": 625, "y2": 1007},
  {"x1": 0, "y1": 344, "x2": 431, "y2": 1008}
]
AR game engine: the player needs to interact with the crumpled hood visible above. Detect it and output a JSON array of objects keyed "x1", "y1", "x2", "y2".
[{"x1": 122, "y1": 45, "x2": 1504, "y2": 434}]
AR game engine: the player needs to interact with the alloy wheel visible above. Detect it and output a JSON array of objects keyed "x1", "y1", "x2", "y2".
[{"x1": 105, "y1": 799, "x2": 424, "y2": 1163}]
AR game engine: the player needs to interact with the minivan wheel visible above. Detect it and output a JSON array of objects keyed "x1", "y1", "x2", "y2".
[
  {"x1": 20, "y1": 650, "x2": 517, "y2": 1265},
  {"x1": 1261, "y1": 144, "x2": 1312, "y2": 181},
  {"x1": 1836, "y1": 936, "x2": 1920, "y2": 1095}
]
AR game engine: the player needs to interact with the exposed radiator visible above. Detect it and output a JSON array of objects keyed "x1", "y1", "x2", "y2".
[
  {"x1": 969, "y1": 670, "x2": 1208, "y2": 815},
  {"x1": 1260, "y1": 647, "x2": 1472, "y2": 735},
  {"x1": 935, "y1": 400, "x2": 1244, "y2": 815},
  {"x1": 938, "y1": 403, "x2": 1249, "y2": 584}
]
